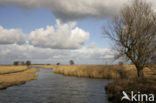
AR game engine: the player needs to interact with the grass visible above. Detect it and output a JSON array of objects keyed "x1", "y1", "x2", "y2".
[
  {"x1": 105, "y1": 65, "x2": 156, "y2": 103},
  {"x1": 0, "y1": 66, "x2": 39, "y2": 89},
  {"x1": 33, "y1": 64, "x2": 154, "y2": 79},
  {"x1": 33, "y1": 64, "x2": 156, "y2": 102},
  {"x1": 105, "y1": 78, "x2": 156, "y2": 103},
  {"x1": 51, "y1": 65, "x2": 153, "y2": 79},
  {"x1": 42, "y1": 64, "x2": 156, "y2": 103},
  {"x1": 0, "y1": 65, "x2": 28, "y2": 74}
]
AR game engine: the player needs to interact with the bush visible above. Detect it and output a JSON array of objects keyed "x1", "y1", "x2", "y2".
[
  {"x1": 26, "y1": 60, "x2": 31, "y2": 66},
  {"x1": 13, "y1": 61, "x2": 19, "y2": 66},
  {"x1": 56, "y1": 63, "x2": 60, "y2": 65},
  {"x1": 118, "y1": 62, "x2": 123, "y2": 66},
  {"x1": 69, "y1": 60, "x2": 74, "y2": 65}
]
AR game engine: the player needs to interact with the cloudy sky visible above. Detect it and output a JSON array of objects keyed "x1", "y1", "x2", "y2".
[{"x1": 0, "y1": 0, "x2": 155, "y2": 64}]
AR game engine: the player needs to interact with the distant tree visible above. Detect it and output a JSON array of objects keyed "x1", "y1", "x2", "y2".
[
  {"x1": 56, "y1": 63, "x2": 60, "y2": 65},
  {"x1": 26, "y1": 60, "x2": 31, "y2": 67},
  {"x1": 119, "y1": 62, "x2": 123, "y2": 66},
  {"x1": 104, "y1": 0, "x2": 156, "y2": 78},
  {"x1": 21, "y1": 61, "x2": 25, "y2": 65},
  {"x1": 13, "y1": 61, "x2": 19, "y2": 66},
  {"x1": 69, "y1": 60, "x2": 74, "y2": 65}
]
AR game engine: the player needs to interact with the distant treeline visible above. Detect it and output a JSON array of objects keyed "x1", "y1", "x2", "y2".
[{"x1": 13, "y1": 60, "x2": 31, "y2": 66}]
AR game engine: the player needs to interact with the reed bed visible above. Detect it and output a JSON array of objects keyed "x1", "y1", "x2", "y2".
[
  {"x1": 105, "y1": 66, "x2": 156, "y2": 103},
  {"x1": 105, "y1": 78, "x2": 156, "y2": 103},
  {"x1": 0, "y1": 66, "x2": 28, "y2": 74},
  {"x1": 0, "y1": 68, "x2": 39, "y2": 89},
  {"x1": 33, "y1": 64, "x2": 153, "y2": 79},
  {"x1": 33, "y1": 64, "x2": 156, "y2": 102},
  {"x1": 51, "y1": 65, "x2": 152, "y2": 79}
]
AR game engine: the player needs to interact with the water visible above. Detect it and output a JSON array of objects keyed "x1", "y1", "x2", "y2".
[{"x1": 0, "y1": 68, "x2": 110, "y2": 103}]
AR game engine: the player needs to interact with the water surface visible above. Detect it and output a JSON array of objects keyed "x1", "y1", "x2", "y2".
[{"x1": 0, "y1": 68, "x2": 110, "y2": 103}]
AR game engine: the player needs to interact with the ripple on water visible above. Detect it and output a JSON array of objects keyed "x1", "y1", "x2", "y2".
[{"x1": 0, "y1": 68, "x2": 110, "y2": 103}]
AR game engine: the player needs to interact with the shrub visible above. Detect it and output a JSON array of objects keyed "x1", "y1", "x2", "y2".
[
  {"x1": 13, "y1": 61, "x2": 19, "y2": 66},
  {"x1": 26, "y1": 60, "x2": 31, "y2": 66},
  {"x1": 56, "y1": 63, "x2": 60, "y2": 65},
  {"x1": 69, "y1": 60, "x2": 74, "y2": 65}
]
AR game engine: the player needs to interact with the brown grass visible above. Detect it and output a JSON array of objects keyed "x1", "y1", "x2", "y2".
[
  {"x1": 0, "y1": 66, "x2": 28, "y2": 74},
  {"x1": 105, "y1": 78, "x2": 156, "y2": 103},
  {"x1": 105, "y1": 66, "x2": 156, "y2": 103},
  {"x1": 0, "y1": 66, "x2": 39, "y2": 89},
  {"x1": 33, "y1": 64, "x2": 154, "y2": 79},
  {"x1": 50, "y1": 65, "x2": 154, "y2": 79},
  {"x1": 33, "y1": 64, "x2": 156, "y2": 102}
]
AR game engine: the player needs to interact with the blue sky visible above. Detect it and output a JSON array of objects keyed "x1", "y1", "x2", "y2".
[
  {"x1": 2, "y1": 0, "x2": 154, "y2": 64},
  {"x1": 0, "y1": 6, "x2": 110, "y2": 48},
  {"x1": 0, "y1": 0, "x2": 125, "y2": 64}
]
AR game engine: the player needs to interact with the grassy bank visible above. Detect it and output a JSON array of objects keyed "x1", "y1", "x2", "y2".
[
  {"x1": 33, "y1": 64, "x2": 156, "y2": 102},
  {"x1": 52, "y1": 65, "x2": 152, "y2": 79},
  {"x1": 105, "y1": 66, "x2": 156, "y2": 103},
  {"x1": 51, "y1": 65, "x2": 156, "y2": 102},
  {"x1": 0, "y1": 66, "x2": 28, "y2": 74},
  {"x1": 0, "y1": 66, "x2": 39, "y2": 89},
  {"x1": 105, "y1": 78, "x2": 156, "y2": 103}
]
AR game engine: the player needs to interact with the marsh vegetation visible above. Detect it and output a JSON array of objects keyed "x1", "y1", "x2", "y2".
[{"x1": 0, "y1": 66, "x2": 39, "y2": 89}]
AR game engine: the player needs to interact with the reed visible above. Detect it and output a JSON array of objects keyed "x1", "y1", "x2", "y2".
[
  {"x1": 51, "y1": 65, "x2": 151, "y2": 79},
  {"x1": 0, "y1": 66, "x2": 39, "y2": 89},
  {"x1": 0, "y1": 66, "x2": 28, "y2": 74}
]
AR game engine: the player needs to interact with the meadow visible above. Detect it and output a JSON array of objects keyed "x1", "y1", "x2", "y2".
[{"x1": 0, "y1": 65, "x2": 39, "y2": 89}]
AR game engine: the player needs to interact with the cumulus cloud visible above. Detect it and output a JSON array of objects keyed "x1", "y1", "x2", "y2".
[
  {"x1": 0, "y1": 0, "x2": 156, "y2": 21},
  {"x1": 0, "y1": 44, "x2": 115, "y2": 64},
  {"x1": 0, "y1": 0, "x2": 129, "y2": 21},
  {"x1": 0, "y1": 26, "x2": 26, "y2": 45},
  {"x1": 29, "y1": 19, "x2": 89, "y2": 49}
]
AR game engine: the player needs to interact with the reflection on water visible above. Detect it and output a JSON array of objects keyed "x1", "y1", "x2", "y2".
[{"x1": 0, "y1": 68, "x2": 110, "y2": 103}]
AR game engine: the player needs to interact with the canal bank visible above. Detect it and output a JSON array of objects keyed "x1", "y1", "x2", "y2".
[{"x1": 0, "y1": 68, "x2": 110, "y2": 103}]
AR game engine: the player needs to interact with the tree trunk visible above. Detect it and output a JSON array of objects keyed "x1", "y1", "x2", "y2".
[{"x1": 137, "y1": 67, "x2": 144, "y2": 79}]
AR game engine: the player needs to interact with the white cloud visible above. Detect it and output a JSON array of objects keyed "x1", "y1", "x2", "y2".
[
  {"x1": 0, "y1": 44, "x2": 116, "y2": 65},
  {"x1": 0, "y1": 26, "x2": 26, "y2": 45},
  {"x1": 29, "y1": 19, "x2": 90, "y2": 49},
  {"x1": 0, "y1": 0, "x2": 128, "y2": 21},
  {"x1": 87, "y1": 42, "x2": 96, "y2": 48},
  {"x1": 0, "y1": 0, "x2": 156, "y2": 21}
]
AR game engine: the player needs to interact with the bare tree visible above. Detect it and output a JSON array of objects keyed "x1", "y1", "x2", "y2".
[{"x1": 104, "y1": 0, "x2": 156, "y2": 78}]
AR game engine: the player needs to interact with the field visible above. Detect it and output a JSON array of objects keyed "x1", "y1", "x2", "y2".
[{"x1": 0, "y1": 66, "x2": 39, "y2": 89}]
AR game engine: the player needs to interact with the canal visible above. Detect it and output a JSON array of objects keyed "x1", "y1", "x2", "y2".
[{"x1": 0, "y1": 68, "x2": 110, "y2": 103}]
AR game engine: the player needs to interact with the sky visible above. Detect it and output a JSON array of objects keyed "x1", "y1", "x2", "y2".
[{"x1": 0, "y1": 0, "x2": 155, "y2": 64}]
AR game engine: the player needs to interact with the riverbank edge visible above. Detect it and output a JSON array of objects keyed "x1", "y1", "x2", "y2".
[
  {"x1": 32, "y1": 65, "x2": 156, "y2": 102},
  {"x1": 0, "y1": 67, "x2": 29, "y2": 75},
  {"x1": 0, "y1": 68, "x2": 39, "y2": 90},
  {"x1": 105, "y1": 78, "x2": 156, "y2": 103},
  {"x1": 49, "y1": 65, "x2": 155, "y2": 103}
]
